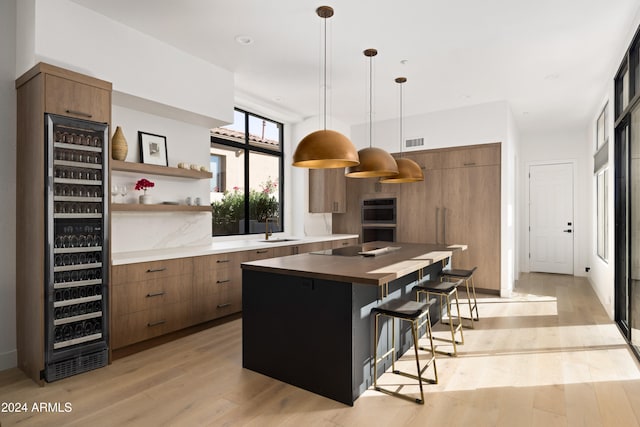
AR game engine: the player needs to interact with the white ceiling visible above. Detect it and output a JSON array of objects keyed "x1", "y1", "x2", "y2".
[{"x1": 72, "y1": 0, "x2": 639, "y2": 134}]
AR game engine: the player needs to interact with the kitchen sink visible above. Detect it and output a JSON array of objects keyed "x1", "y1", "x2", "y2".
[{"x1": 259, "y1": 238, "x2": 299, "y2": 243}]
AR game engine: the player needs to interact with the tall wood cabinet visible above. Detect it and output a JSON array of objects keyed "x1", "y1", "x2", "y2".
[
  {"x1": 333, "y1": 143, "x2": 501, "y2": 293},
  {"x1": 15, "y1": 63, "x2": 112, "y2": 383}
]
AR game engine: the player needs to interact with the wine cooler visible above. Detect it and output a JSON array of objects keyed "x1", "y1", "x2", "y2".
[{"x1": 45, "y1": 113, "x2": 109, "y2": 381}]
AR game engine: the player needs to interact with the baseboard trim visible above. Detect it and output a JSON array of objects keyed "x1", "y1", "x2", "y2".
[{"x1": 0, "y1": 349, "x2": 17, "y2": 371}]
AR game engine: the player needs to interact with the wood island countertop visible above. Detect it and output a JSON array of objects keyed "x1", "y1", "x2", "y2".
[{"x1": 241, "y1": 242, "x2": 466, "y2": 285}]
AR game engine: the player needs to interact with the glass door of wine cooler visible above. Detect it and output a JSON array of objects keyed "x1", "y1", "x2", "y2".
[{"x1": 45, "y1": 114, "x2": 109, "y2": 381}]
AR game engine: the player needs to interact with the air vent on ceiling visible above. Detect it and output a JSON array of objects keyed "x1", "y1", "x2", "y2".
[{"x1": 405, "y1": 137, "x2": 424, "y2": 148}]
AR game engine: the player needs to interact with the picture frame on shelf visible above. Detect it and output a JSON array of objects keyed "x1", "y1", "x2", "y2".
[{"x1": 138, "y1": 131, "x2": 168, "y2": 166}]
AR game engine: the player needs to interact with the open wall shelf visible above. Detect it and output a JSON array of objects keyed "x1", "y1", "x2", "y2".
[{"x1": 111, "y1": 160, "x2": 212, "y2": 179}]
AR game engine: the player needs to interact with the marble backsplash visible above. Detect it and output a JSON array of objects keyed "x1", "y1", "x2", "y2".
[{"x1": 111, "y1": 212, "x2": 212, "y2": 253}]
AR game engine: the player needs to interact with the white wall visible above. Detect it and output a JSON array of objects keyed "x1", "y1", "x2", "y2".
[
  {"x1": 585, "y1": 6, "x2": 640, "y2": 318},
  {"x1": 586, "y1": 94, "x2": 615, "y2": 317},
  {"x1": 17, "y1": 0, "x2": 234, "y2": 128},
  {"x1": 518, "y1": 128, "x2": 590, "y2": 277},
  {"x1": 351, "y1": 101, "x2": 510, "y2": 153},
  {"x1": 110, "y1": 105, "x2": 213, "y2": 253},
  {"x1": 0, "y1": 0, "x2": 17, "y2": 371}
]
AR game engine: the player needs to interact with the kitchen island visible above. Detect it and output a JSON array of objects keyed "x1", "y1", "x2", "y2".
[{"x1": 241, "y1": 242, "x2": 466, "y2": 405}]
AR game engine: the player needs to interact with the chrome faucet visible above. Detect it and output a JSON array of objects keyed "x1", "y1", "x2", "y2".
[{"x1": 265, "y1": 217, "x2": 278, "y2": 240}]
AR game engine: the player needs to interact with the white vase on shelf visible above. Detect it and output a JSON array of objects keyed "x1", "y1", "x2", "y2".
[{"x1": 139, "y1": 194, "x2": 152, "y2": 204}]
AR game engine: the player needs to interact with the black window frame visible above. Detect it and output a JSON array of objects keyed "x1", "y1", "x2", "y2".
[{"x1": 210, "y1": 108, "x2": 285, "y2": 236}]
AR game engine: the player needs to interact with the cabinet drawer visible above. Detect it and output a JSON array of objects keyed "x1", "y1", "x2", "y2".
[
  {"x1": 247, "y1": 248, "x2": 273, "y2": 260},
  {"x1": 192, "y1": 252, "x2": 243, "y2": 271},
  {"x1": 111, "y1": 301, "x2": 192, "y2": 349},
  {"x1": 192, "y1": 284, "x2": 241, "y2": 324},
  {"x1": 112, "y1": 274, "x2": 193, "y2": 316},
  {"x1": 45, "y1": 75, "x2": 111, "y2": 123},
  {"x1": 193, "y1": 269, "x2": 240, "y2": 297},
  {"x1": 439, "y1": 144, "x2": 501, "y2": 169},
  {"x1": 112, "y1": 258, "x2": 193, "y2": 284}
]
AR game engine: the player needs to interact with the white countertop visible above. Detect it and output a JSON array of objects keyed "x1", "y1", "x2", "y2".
[{"x1": 111, "y1": 234, "x2": 359, "y2": 265}]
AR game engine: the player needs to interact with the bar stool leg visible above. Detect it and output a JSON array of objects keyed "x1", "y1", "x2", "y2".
[
  {"x1": 420, "y1": 289, "x2": 464, "y2": 357},
  {"x1": 469, "y1": 276, "x2": 479, "y2": 321},
  {"x1": 411, "y1": 319, "x2": 425, "y2": 404}
]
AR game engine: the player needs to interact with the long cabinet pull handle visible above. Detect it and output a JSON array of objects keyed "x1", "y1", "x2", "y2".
[
  {"x1": 216, "y1": 279, "x2": 230, "y2": 284},
  {"x1": 65, "y1": 109, "x2": 93, "y2": 118},
  {"x1": 443, "y1": 207, "x2": 447, "y2": 244},
  {"x1": 146, "y1": 291, "x2": 165, "y2": 298},
  {"x1": 217, "y1": 303, "x2": 231, "y2": 308},
  {"x1": 146, "y1": 268, "x2": 167, "y2": 273},
  {"x1": 435, "y1": 207, "x2": 440, "y2": 245},
  {"x1": 216, "y1": 259, "x2": 230, "y2": 263},
  {"x1": 463, "y1": 162, "x2": 476, "y2": 166},
  {"x1": 256, "y1": 250, "x2": 268, "y2": 254},
  {"x1": 147, "y1": 320, "x2": 166, "y2": 327}
]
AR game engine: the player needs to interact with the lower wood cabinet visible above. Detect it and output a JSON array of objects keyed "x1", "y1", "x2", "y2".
[
  {"x1": 192, "y1": 252, "x2": 245, "y2": 324},
  {"x1": 111, "y1": 238, "x2": 358, "y2": 350},
  {"x1": 111, "y1": 301, "x2": 193, "y2": 349},
  {"x1": 111, "y1": 258, "x2": 194, "y2": 349}
]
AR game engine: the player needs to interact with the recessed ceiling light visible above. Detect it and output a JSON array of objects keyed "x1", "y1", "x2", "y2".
[{"x1": 235, "y1": 35, "x2": 254, "y2": 45}]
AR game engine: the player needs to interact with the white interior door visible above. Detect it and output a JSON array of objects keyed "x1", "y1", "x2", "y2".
[{"x1": 529, "y1": 163, "x2": 574, "y2": 274}]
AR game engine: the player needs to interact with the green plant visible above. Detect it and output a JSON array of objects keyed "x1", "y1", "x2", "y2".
[
  {"x1": 251, "y1": 177, "x2": 279, "y2": 222},
  {"x1": 212, "y1": 178, "x2": 279, "y2": 225}
]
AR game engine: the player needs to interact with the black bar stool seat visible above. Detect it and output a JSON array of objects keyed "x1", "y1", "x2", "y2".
[
  {"x1": 413, "y1": 279, "x2": 464, "y2": 357},
  {"x1": 372, "y1": 298, "x2": 437, "y2": 404},
  {"x1": 441, "y1": 266, "x2": 479, "y2": 327}
]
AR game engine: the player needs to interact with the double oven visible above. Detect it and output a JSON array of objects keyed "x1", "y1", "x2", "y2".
[{"x1": 361, "y1": 198, "x2": 396, "y2": 243}]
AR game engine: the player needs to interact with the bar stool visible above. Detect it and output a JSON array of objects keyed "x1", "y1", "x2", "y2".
[
  {"x1": 413, "y1": 279, "x2": 464, "y2": 357},
  {"x1": 372, "y1": 298, "x2": 437, "y2": 404},
  {"x1": 441, "y1": 267, "x2": 479, "y2": 328}
]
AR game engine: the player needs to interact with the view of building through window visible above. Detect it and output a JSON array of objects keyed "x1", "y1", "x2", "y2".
[{"x1": 210, "y1": 109, "x2": 283, "y2": 236}]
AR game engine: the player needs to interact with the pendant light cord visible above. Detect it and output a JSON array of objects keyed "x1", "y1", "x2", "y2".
[
  {"x1": 369, "y1": 53, "x2": 373, "y2": 148},
  {"x1": 399, "y1": 81, "x2": 403, "y2": 156},
  {"x1": 323, "y1": 14, "x2": 327, "y2": 131}
]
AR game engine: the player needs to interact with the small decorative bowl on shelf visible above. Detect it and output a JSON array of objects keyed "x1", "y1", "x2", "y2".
[{"x1": 135, "y1": 178, "x2": 155, "y2": 204}]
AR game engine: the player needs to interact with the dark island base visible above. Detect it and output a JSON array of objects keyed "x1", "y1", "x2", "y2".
[{"x1": 242, "y1": 262, "x2": 443, "y2": 406}]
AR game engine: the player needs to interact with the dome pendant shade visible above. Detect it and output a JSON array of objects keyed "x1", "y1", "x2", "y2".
[
  {"x1": 379, "y1": 157, "x2": 424, "y2": 183},
  {"x1": 292, "y1": 6, "x2": 359, "y2": 169},
  {"x1": 292, "y1": 130, "x2": 360, "y2": 168},
  {"x1": 345, "y1": 147, "x2": 399, "y2": 178}
]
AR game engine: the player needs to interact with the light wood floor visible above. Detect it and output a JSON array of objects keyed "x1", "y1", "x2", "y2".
[{"x1": 2, "y1": 273, "x2": 640, "y2": 427}]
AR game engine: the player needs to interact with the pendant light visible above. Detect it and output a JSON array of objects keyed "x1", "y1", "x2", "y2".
[
  {"x1": 292, "y1": 6, "x2": 359, "y2": 169},
  {"x1": 345, "y1": 49, "x2": 399, "y2": 178},
  {"x1": 380, "y1": 77, "x2": 424, "y2": 183}
]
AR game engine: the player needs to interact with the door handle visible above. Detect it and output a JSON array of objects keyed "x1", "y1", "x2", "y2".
[{"x1": 563, "y1": 229, "x2": 572, "y2": 233}]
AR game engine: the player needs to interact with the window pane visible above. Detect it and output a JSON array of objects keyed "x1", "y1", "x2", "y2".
[
  {"x1": 596, "y1": 107, "x2": 606, "y2": 150},
  {"x1": 249, "y1": 152, "x2": 280, "y2": 233},
  {"x1": 597, "y1": 169, "x2": 608, "y2": 260},
  {"x1": 211, "y1": 142, "x2": 246, "y2": 236},
  {"x1": 211, "y1": 110, "x2": 246, "y2": 144},
  {"x1": 210, "y1": 109, "x2": 284, "y2": 236},
  {"x1": 248, "y1": 115, "x2": 281, "y2": 151}
]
